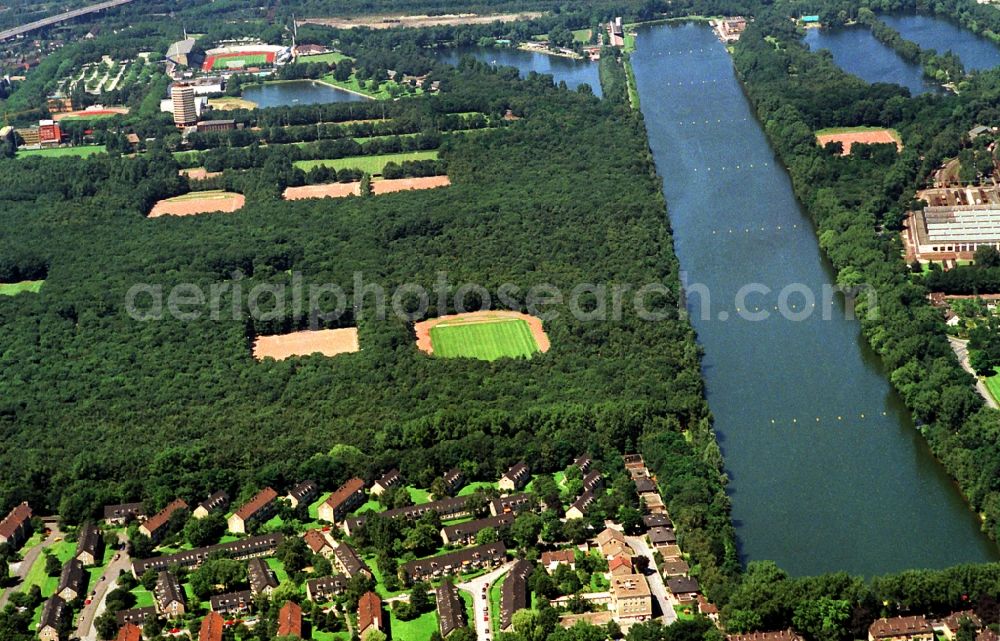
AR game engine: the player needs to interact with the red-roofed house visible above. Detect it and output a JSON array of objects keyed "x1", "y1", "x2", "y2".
[
  {"x1": 0, "y1": 502, "x2": 32, "y2": 549},
  {"x1": 199, "y1": 611, "x2": 224, "y2": 641},
  {"x1": 228, "y1": 488, "x2": 278, "y2": 534},
  {"x1": 139, "y1": 499, "x2": 188, "y2": 542},
  {"x1": 317, "y1": 478, "x2": 365, "y2": 523},
  {"x1": 358, "y1": 591, "x2": 384, "y2": 637},
  {"x1": 277, "y1": 601, "x2": 303, "y2": 638},
  {"x1": 117, "y1": 623, "x2": 142, "y2": 641},
  {"x1": 609, "y1": 555, "x2": 633, "y2": 576}
]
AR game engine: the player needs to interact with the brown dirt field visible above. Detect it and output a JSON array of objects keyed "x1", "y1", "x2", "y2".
[
  {"x1": 252, "y1": 328, "x2": 360, "y2": 361},
  {"x1": 180, "y1": 168, "x2": 223, "y2": 181},
  {"x1": 298, "y1": 11, "x2": 543, "y2": 30},
  {"x1": 148, "y1": 192, "x2": 245, "y2": 218},
  {"x1": 372, "y1": 176, "x2": 451, "y2": 194},
  {"x1": 284, "y1": 183, "x2": 360, "y2": 200},
  {"x1": 413, "y1": 310, "x2": 550, "y2": 355},
  {"x1": 815, "y1": 130, "x2": 902, "y2": 156}
]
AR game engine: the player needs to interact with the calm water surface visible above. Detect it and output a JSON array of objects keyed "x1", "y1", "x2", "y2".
[
  {"x1": 880, "y1": 13, "x2": 1000, "y2": 71},
  {"x1": 241, "y1": 80, "x2": 367, "y2": 108},
  {"x1": 437, "y1": 46, "x2": 602, "y2": 97},
  {"x1": 631, "y1": 22, "x2": 998, "y2": 575},
  {"x1": 804, "y1": 25, "x2": 938, "y2": 95}
]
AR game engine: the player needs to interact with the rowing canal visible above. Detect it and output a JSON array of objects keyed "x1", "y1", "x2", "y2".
[{"x1": 628, "y1": 22, "x2": 999, "y2": 575}]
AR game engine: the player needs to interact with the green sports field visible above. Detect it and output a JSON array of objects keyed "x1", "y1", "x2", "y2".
[
  {"x1": 16, "y1": 145, "x2": 106, "y2": 159},
  {"x1": 430, "y1": 319, "x2": 541, "y2": 361},
  {"x1": 294, "y1": 150, "x2": 438, "y2": 174},
  {"x1": 212, "y1": 54, "x2": 268, "y2": 69},
  {"x1": 0, "y1": 280, "x2": 43, "y2": 296}
]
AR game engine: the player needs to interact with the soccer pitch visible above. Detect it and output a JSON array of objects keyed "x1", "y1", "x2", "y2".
[{"x1": 430, "y1": 319, "x2": 541, "y2": 361}]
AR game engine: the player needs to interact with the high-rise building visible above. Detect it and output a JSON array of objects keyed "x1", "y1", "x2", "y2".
[{"x1": 172, "y1": 85, "x2": 197, "y2": 127}]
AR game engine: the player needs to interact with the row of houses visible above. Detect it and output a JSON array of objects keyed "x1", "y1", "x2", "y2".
[
  {"x1": 131, "y1": 532, "x2": 283, "y2": 575},
  {"x1": 731, "y1": 611, "x2": 997, "y2": 641}
]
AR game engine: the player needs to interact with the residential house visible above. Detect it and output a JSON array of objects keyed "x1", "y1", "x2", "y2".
[
  {"x1": 489, "y1": 493, "x2": 533, "y2": 516},
  {"x1": 333, "y1": 542, "x2": 370, "y2": 578},
  {"x1": 306, "y1": 575, "x2": 347, "y2": 602},
  {"x1": 634, "y1": 477, "x2": 657, "y2": 495},
  {"x1": 139, "y1": 499, "x2": 188, "y2": 542},
  {"x1": 501, "y1": 560, "x2": 533, "y2": 631},
  {"x1": 566, "y1": 491, "x2": 596, "y2": 520},
  {"x1": 132, "y1": 533, "x2": 283, "y2": 576},
  {"x1": 103, "y1": 503, "x2": 145, "y2": 526},
  {"x1": 582, "y1": 471, "x2": 603, "y2": 493},
  {"x1": 443, "y1": 468, "x2": 465, "y2": 494},
  {"x1": 643, "y1": 492, "x2": 667, "y2": 514},
  {"x1": 643, "y1": 514, "x2": 672, "y2": 529},
  {"x1": 661, "y1": 559, "x2": 690, "y2": 577},
  {"x1": 357, "y1": 591, "x2": 384, "y2": 638},
  {"x1": 437, "y1": 580, "x2": 467, "y2": 638},
  {"x1": 303, "y1": 529, "x2": 333, "y2": 557},
  {"x1": 228, "y1": 488, "x2": 278, "y2": 534},
  {"x1": 623, "y1": 454, "x2": 645, "y2": 469},
  {"x1": 371, "y1": 469, "x2": 403, "y2": 496},
  {"x1": 869, "y1": 616, "x2": 935, "y2": 641},
  {"x1": 499, "y1": 463, "x2": 530, "y2": 492},
  {"x1": 193, "y1": 491, "x2": 229, "y2": 519},
  {"x1": 247, "y1": 557, "x2": 278, "y2": 596},
  {"x1": 38, "y1": 595, "x2": 68, "y2": 641},
  {"x1": 609, "y1": 555, "x2": 633, "y2": 576},
  {"x1": 286, "y1": 480, "x2": 319, "y2": 509},
  {"x1": 116, "y1": 623, "x2": 142, "y2": 641},
  {"x1": 657, "y1": 544, "x2": 682, "y2": 559},
  {"x1": 0, "y1": 502, "x2": 32, "y2": 548},
  {"x1": 75, "y1": 522, "x2": 102, "y2": 566},
  {"x1": 277, "y1": 601, "x2": 303, "y2": 638},
  {"x1": 942, "y1": 612, "x2": 982, "y2": 640},
  {"x1": 596, "y1": 527, "x2": 625, "y2": 549},
  {"x1": 603, "y1": 539, "x2": 634, "y2": 560},
  {"x1": 611, "y1": 574, "x2": 652, "y2": 628},
  {"x1": 154, "y1": 571, "x2": 186, "y2": 618},
  {"x1": 667, "y1": 576, "x2": 701, "y2": 603},
  {"x1": 698, "y1": 595, "x2": 720, "y2": 621},
  {"x1": 728, "y1": 631, "x2": 805, "y2": 641},
  {"x1": 979, "y1": 631, "x2": 999, "y2": 641},
  {"x1": 116, "y1": 608, "x2": 156, "y2": 627},
  {"x1": 573, "y1": 454, "x2": 592, "y2": 473},
  {"x1": 210, "y1": 590, "x2": 253, "y2": 615},
  {"x1": 57, "y1": 559, "x2": 86, "y2": 601},
  {"x1": 317, "y1": 478, "x2": 366, "y2": 523},
  {"x1": 440, "y1": 514, "x2": 513, "y2": 545},
  {"x1": 344, "y1": 495, "x2": 472, "y2": 535},
  {"x1": 649, "y1": 527, "x2": 677, "y2": 547},
  {"x1": 541, "y1": 550, "x2": 576, "y2": 573},
  {"x1": 400, "y1": 543, "x2": 507, "y2": 583},
  {"x1": 199, "y1": 611, "x2": 224, "y2": 641}
]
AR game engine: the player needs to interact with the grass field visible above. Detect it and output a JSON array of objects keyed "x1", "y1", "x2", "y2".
[
  {"x1": 299, "y1": 52, "x2": 350, "y2": 64},
  {"x1": 489, "y1": 578, "x2": 503, "y2": 633},
  {"x1": 212, "y1": 54, "x2": 268, "y2": 70},
  {"x1": 430, "y1": 319, "x2": 541, "y2": 361},
  {"x1": 458, "y1": 481, "x2": 498, "y2": 496},
  {"x1": 0, "y1": 280, "x2": 43, "y2": 296},
  {"x1": 293, "y1": 150, "x2": 438, "y2": 174},
  {"x1": 389, "y1": 606, "x2": 439, "y2": 640},
  {"x1": 17, "y1": 145, "x2": 106, "y2": 159},
  {"x1": 985, "y1": 369, "x2": 1000, "y2": 404}
]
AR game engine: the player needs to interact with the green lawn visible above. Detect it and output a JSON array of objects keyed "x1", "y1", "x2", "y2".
[
  {"x1": 266, "y1": 557, "x2": 290, "y2": 585},
  {"x1": 408, "y1": 486, "x2": 432, "y2": 504},
  {"x1": 131, "y1": 586, "x2": 155, "y2": 608},
  {"x1": 212, "y1": 54, "x2": 269, "y2": 70},
  {"x1": 572, "y1": 28, "x2": 593, "y2": 43},
  {"x1": 299, "y1": 52, "x2": 350, "y2": 64},
  {"x1": 17, "y1": 145, "x2": 106, "y2": 159},
  {"x1": 985, "y1": 368, "x2": 1000, "y2": 404},
  {"x1": 430, "y1": 319, "x2": 541, "y2": 361},
  {"x1": 20, "y1": 541, "x2": 76, "y2": 595},
  {"x1": 489, "y1": 577, "x2": 503, "y2": 634},
  {"x1": 312, "y1": 632, "x2": 351, "y2": 641},
  {"x1": 457, "y1": 481, "x2": 497, "y2": 497},
  {"x1": 294, "y1": 150, "x2": 439, "y2": 175},
  {"x1": 320, "y1": 73, "x2": 421, "y2": 100},
  {"x1": 0, "y1": 280, "x2": 43, "y2": 296},
  {"x1": 389, "y1": 606, "x2": 439, "y2": 640}
]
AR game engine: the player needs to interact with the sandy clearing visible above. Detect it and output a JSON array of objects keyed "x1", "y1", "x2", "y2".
[
  {"x1": 284, "y1": 183, "x2": 360, "y2": 200},
  {"x1": 297, "y1": 11, "x2": 544, "y2": 30},
  {"x1": 413, "y1": 311, "x2": 550, "y2": 355},
  {"x1": 180, "y1": 168, "x2": 223, "y2": 181},
  {"x1": 148, "y1": 192, "x2": 244, "y2": 217},
  {"x1": 373, "y1": 176, "x2": 451, "y2": 194},
  {"x1": 816, "y1": 130, "x2": 902, "y2": 156},
  {"x1": 252, "y1": 328, "x2": 360, "y2": 360}
]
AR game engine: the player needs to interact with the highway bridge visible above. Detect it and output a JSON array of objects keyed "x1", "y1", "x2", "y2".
[{"x1": 0, "y1": 0, "x2": 134, "y2": 41}]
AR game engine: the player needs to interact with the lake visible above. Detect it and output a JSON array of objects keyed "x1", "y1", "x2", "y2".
[
  {"x1": 804, "y1": 25, "x2": 938, "y2": 95},
  {"x1": 241, "y1": 80, "x2": 367, "y2": 108},
  {"x1": 880, "y1": 13, "x2": 1000, "y2": 71},
  {"x1": 436, "y1": 46, "x2": 602, "y2": 98},
  {"x1": 630, "y1": 22, "x2": 998, "y2": 575}
]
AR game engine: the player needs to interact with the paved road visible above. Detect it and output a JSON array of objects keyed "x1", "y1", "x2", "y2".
[
  {"x1": 76, "y1": 532, "x2": 131, "y2": 641},
  {"x1": 458, "y1": 563, "x2": 513, "y2": 641},
  {"x1": 948, "y1": 337, "x2": 999, "y2": 409},
  {"x1": 0, "y1": 519, "x2": 63, "y2": 609},
  {"x1": 626, "y1": 535, "x2": 677, "y2": 625},
  {"x1": 0, "y1": 0, "x2": 134, "y2": 41}
]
